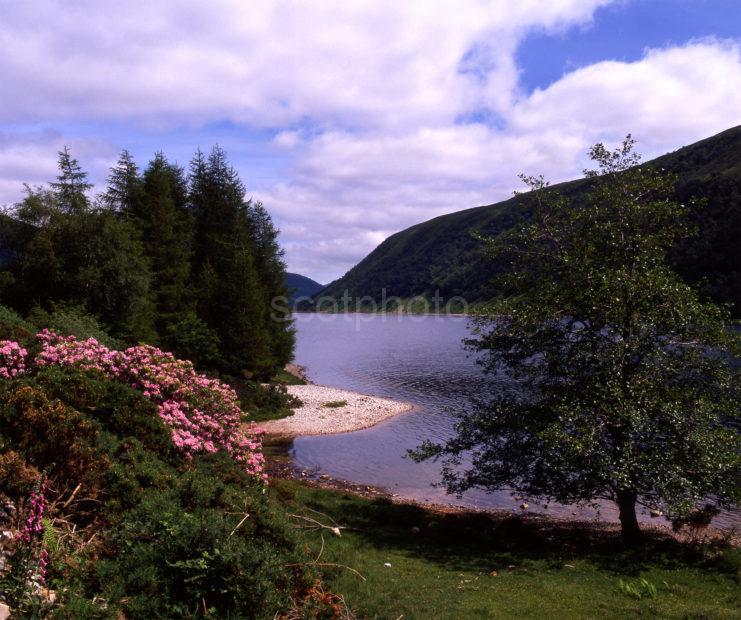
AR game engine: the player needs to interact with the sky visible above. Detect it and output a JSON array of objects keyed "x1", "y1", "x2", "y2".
[{"x1": 1, "y1": 0, "x2": 740, "y2": 284}]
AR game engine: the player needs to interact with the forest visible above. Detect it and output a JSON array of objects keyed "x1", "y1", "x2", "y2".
[{"x1": 0, "y1": 147, "x2": 294, "y2": 380}]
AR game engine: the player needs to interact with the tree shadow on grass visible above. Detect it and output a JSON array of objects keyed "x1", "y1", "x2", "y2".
[{"x1": 279, "y1": 483, "x2": 739, "y2": 579}]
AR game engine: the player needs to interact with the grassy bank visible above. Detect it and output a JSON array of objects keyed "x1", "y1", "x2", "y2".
[{"x1": 273, "y1": 479, "x2": 740, "y2": 619}]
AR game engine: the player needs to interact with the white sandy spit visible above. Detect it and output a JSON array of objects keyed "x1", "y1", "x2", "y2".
[{"x1": 260, "y1": 384, "x2": 413, "y2": 437}]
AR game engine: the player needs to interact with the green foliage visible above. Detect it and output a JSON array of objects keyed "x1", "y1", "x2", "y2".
[
  {"x1": 231, "y1": 377, "x2": 301, "y2": 423},
  {"x1": 9, "y1": 187, "x2": 156, "y2": 342},
  {"x1": 160, "y1": 311, "x2": 223, "y2": 370},
  {"x1": 50, "y1": 147, "x2": 93, "y2": 215},
  {"x1": 97, "y1": 456, "x2": 300, "y2": 619},
  {"x1": 103, "y1": 149, "x2": 143, "y2": 214},
  {"x1": 320, "y1": 126, "x2": 741, "y2": 317},
  {"x1": 0, "y1": 304, "x2": 36, "y2": 344},
  {"x1": 322, "y1": 400, "x2": 347, "y2": 409},
  {"x1": 26, "y1": 305, "x2": 123, "y2": 349},
  {"x1": 1, "y1": 144, "x2": 295, "y2": 376},
  {"x1": 618, "y1": 577, "x2": 657, "y2": 600},
  {"x1": 413, "y1": 136, "x2": 741, "y2": 542},
  {"x1": 135, "y1": 153, "x2": 194, "y2": 333},
  {"x1": 190, "y1": 147, "x2": 283, "y2": 378},
  {"x1": 0, "y1": 366, "x2": 308, "y2": 617}
]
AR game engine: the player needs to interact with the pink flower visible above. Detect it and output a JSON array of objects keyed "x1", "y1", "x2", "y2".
[{"x1": 30, "y1": 331, "x2": 265, "y2": 479}]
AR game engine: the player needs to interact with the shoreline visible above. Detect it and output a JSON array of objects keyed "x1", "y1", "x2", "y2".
[
  {"x1": 265, "y1": 456, "x2": 740, "y2": 546},
  {"x1": 260, "y1": 383, "x2": 414, "y2": 438}
]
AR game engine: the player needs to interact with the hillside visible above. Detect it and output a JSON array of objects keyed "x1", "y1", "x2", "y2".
[
  {"x1": 319, "y1": 126, "x2": 741, "y2": 316},
  {"x1": 285, "y1": 272, "x2": 324, "y2": 303}
]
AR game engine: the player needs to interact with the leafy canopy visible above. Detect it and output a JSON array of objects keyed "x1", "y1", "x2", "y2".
[{"x1": 413, "y1": 136, "x2": 740, "y2": 540}]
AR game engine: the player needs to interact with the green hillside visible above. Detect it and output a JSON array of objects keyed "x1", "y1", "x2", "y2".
[
  {"x1": 320, "y1": 126, "x2": 741, "y2": 316},
  {"x1": 285, "y1": 272, "x2": 324, "y2": 303}
]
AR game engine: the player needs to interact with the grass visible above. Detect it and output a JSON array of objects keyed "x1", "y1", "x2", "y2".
[
  {"x1": 272, "y1": 368, "x2": 307, "y2": 386},
  {"x1": 271, "y1": 479, "x2": 741, "y2": 619},
  {"x1": 322, "y1": 400, "x2": 348, "y2": 408}
]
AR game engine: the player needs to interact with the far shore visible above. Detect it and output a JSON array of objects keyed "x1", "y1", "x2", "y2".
[{"x1": 260, "y1": 383, "x2": 413, "y2": 438}]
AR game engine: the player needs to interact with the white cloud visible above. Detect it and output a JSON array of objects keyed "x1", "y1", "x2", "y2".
[
  {"x1": 0, "y1": 130, "x2": 117, "y2": 207},
  {"x1": 261, "y1": 40, "x2": 741, "y2": 282},
  {"x1": 0, "y1": 0, "x2": 608, "y2": 128},
  {"x1": 1, "y1": 2, "x2": 740, "y2": 283}
]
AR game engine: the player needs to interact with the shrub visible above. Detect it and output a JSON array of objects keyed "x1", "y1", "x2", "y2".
[
  {"x1": 0, "y1": 330, "x2": 313, "y2": 618},
  {"x1": 0, "y1": 340, "x2": 27, "y2": 378},
  {"x1": 160, "y1": 311, "x2": 223, "y2": 370},
  {"x1": 95, "y1": 455, "x2": 304, "y2": 619},
  {"x1": 0, "y1": 305, "x2": 35, "y2": 345},
  {"x1": 0, "y1": 383, "x2": 105, "y2": 499},
  {"x1": 231, "y1": 377, "x2": 301, "y2": 423},
  {"x1": 32, "y1": 330, "x2": 265, "y2": 478},
  {"x1": 26, "y1": 305, "x2": 123, "y2": 350}
]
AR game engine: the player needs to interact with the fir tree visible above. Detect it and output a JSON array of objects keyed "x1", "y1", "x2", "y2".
[
  {"x1": 189, "y1": 146, "x2": 274, "y2": 376},
  {"x1": 50, "y1": 147, "x2": 92, "y2": 214},
  {"x1": 136, "y1": 153, "x2": 194, "y2": 332},
  {"x1": 247, "y1": 201, "x2": 295, "y2": 368},
  {"x1": 103, "y1": 149, "x2": 144, "y2": 214}
]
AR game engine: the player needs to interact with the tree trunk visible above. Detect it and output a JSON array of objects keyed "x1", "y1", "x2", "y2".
[{"x1": 616, "y1": 490, "x2": 642, "y2": 544}]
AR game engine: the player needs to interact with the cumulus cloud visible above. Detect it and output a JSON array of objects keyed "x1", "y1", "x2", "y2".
[
  {"x1": 1, "y1": 1, "x2": 740, "y2": 282},
  {"x1": 0, "y1": 0, "x2": 609, "y2": 128}
]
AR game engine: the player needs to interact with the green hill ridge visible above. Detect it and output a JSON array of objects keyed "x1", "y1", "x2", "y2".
[{"x1": 319, "y1": 126, "x2": 741, "y2": 316}]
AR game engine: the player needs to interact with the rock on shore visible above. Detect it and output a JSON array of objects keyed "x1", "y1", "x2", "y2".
[{"x1": 261, "y1": 384, "x2": 412, "y2": 437}]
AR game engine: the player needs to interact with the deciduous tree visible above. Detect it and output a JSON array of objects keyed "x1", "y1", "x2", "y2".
[{"x1": 413, "y1": 136, "x2": 741, "y2": 543}]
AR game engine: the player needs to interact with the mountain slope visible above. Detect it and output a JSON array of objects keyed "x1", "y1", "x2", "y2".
[
  {"x1": 320, "y1": 126, "x2": 741, "y2": 315},
  {"x1": 285, "y1": 272, "x2": 324, "y2": 303}
]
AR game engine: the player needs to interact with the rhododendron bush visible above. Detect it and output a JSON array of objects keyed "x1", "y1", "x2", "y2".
[
  {"x1": 0, "y1": 340, "x2": 27, "y2": 378},
  {"x1": 0, "y1": 330, "x2": 265, "y2": 478}
]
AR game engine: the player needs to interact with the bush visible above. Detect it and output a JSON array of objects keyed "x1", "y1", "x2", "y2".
[
  {"x1": 231, "y1": 377, "x2": 301, "y2": 423},
  {"x1": 0, "y1": 342, "x2": 311, "y2": 618},
  {"x1": 26, "y1": 305, "x2": 123, "y2": 349},
  {"x1": 0, "y1": 305, "x2": 35, "y2": 345},
  {"x1": 30, "y1": 366, "x2": 176, "y2": 458},
  {"x1": 96, "y1": 455, "x2": 303, "y2": 619},
  {"x1": 160, "y1": 311, "x2": 223, "y2": 370},
  {"x1": 0, "y1": 382, "x2": 105, "y2": 500}
]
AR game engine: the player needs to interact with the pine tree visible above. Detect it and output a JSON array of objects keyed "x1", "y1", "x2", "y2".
[
  {"x1": 247, "y1": 201, "x2": 295, "y2": 368},
  {"x1": 50, "y1": 147, "x2": 92, "y2": 214},
  {"x1": 135, "y1": 153, "x2": 194, "y2": 333},
  {"x1": 103, "y1": 149, "x2": 143, "y2": 214},
  {"x1": 188, "y1": 146, "x2": 274, "y2": 376}
]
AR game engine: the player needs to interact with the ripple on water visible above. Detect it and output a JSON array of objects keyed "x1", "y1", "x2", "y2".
[{"x1": 290, "y1": 313, "x2": 740, "y2": 529}]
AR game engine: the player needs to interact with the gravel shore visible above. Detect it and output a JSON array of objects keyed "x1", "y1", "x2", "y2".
[{"x1": 260, "y1": 384, "x2": 413, "y2": 438}]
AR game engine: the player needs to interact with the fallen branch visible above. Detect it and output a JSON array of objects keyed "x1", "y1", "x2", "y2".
[{"x1": 229, "y1": 513, "x2": 250, "y2": 538}]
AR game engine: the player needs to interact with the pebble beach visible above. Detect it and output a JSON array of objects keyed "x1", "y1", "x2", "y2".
[{"x1": 260, "y1": 384, "x2": 413, "y2": 438}]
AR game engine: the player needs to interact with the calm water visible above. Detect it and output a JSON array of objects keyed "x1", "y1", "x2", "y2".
[{"x1": 290, "y1": 313, "x2": 739, "y2": 528}]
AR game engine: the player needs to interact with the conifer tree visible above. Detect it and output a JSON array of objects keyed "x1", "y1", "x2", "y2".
[
  {"x1": 17, "y1": 151, "x2": 155, "y2": 341},
  {"x1": 103, "y1": 149, "x2": 144, "y2": 214},
  {"x1": 133, "y1": 153, "x2": 194, "y2": 333},
  {"x1": 50, "y1": 147, "x2": 92, "y2": 214},
  {"x1": 247, "y1": 201, "x2": 295, "y2": 367},
  {"x1": 188, "y1": 146, "x2": 274, "y2": 376}
]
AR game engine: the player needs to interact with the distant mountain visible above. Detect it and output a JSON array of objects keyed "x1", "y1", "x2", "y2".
[
  {"x1": 320, "y1": 126, "x2": 741, "y2": 316},
  {"x1": 285, "y1": 272, "x2": 324, "y2": 303}
]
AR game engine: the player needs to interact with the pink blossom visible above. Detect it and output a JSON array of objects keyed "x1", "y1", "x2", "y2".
[
  {"x1": 0, "y1": 340, "x2": 28, "y2": 378},
  {"x1": 31, "y1": 331, "x2": 266, "y2": 478}
]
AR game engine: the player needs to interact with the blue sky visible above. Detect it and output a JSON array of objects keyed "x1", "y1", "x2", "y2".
[
  {"x1": 518, "y1": 0, "x2": 741, "y2": 93},
  {"x1": 1, "y1": 0, "x2": 740, "y2": 283}
]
